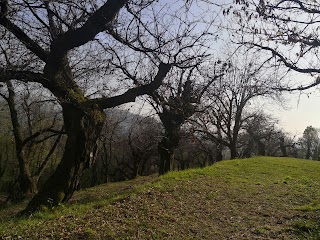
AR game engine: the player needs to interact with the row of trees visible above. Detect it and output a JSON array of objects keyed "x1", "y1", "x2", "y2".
[
  {"x1": 1, "y1": 0, "x2": 320, "y2": 214},
  {"x1": 0, "y1": 0, "x2": 214, "y2": 213},
  {"x1": 2, "y1": 92, "x2": 317, "y2": 191}
]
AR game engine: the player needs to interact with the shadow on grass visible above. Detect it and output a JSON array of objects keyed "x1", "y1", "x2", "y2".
[{"x1": 293, "y1": 218, "x2": 320, "y2": 240}]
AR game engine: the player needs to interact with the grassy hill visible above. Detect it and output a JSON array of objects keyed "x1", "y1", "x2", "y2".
[{"x1": 1, "y1": 157, "x2": 320, "y2": 239}]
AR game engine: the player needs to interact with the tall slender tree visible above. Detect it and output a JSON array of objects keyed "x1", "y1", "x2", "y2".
[{"x1": 0, "y1": 81, "x2": 63, "y2": 196}]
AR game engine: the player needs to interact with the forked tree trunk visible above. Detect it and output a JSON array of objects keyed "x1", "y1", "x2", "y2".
[
  {"x1": 17, "y1": 167, "x2": 37, "y2": 196},
  {"x1": 22, "y1": 104, "x2": 105, "y2": 214}
]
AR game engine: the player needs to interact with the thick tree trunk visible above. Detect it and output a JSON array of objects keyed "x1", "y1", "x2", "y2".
[
  {"x1": 21, "y1": 104, "x2": 105, "y2": 214},
  {"x1": 207, "y1": 152, "x2": 214, "y2": 165},
  {"x1": 132, "y1": 156, "x2": 140, "y2": 179},
  {"x1": 158, "y1": 131, "x2": 179, "y2": 175},
  {"x1": 139, "y1": 158, "x2": 148, "y2": 176},
  {"x1": 158, "y1": 137, "x2": 174, "y2": 175},
  {"x1": 229, "y1": 142, "x2": 238, "y2": 159}
]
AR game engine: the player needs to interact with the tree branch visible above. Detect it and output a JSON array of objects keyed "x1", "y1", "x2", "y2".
[
  {"x1": 0, "y1": 15, "x2": 49, "y2": 62},
  {"x1": 245, "y1": 43, "x2": 320, "y2": 91},
  {"x1": 247, "y1": 43, "x2": 320, "y2": 74},
  {"x1": 22, "y1": 128, "x2": 66, "y2": 147},
  {"x1": 52, "y1": 0, "x2": 128, "y2": 55},
  {"x1": 92, "y1": 63, "x2": 172, "y2": 109},
  {"x1": 271, "y1": 0, "x2": 320, "y2": 14},
  {"x1": 34, "y1": 129, "x2": 63, "y2": 178},
  {"x1": 0, "y1": 69, "x2": 49, "y2": 86}
]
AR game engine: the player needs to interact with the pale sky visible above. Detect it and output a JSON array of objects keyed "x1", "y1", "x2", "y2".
[
  {"x1": 133, "y1": 0, "x2": 320, "y2": 138},
  {"x1": 264, "y1": 90, "x2": 320, "y2": 137}
]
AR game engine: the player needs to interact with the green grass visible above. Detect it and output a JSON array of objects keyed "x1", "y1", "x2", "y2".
[{"x1": 1, "y1": 157, "x2": 320, "y2": 239}]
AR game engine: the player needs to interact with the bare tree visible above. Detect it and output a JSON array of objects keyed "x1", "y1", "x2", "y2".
[
  {"x1": 0, "y1": 0, "x2": 215, "y2": 213},
  {"x1": 104, "y1": 3, "x2": 222, "y2": 175},
  {"x1": 0, "y1": 81, "x2": 63, "y2": 197},
  {"x1": 0, "y1": 100, "x2": 13, "y2": 181},
  {"x1": 241, "y1": 111, "x2": 279, "y2": 157},
  {"x1": 148, "y1": 64, "x2": 224, "y2": 175},
  {"x1": 300, "y1": 126, "x2": 319, "y2": 159},
  {"x1": 126, "y1": 115, "x2": 160, "y2": 178},
  {"x1": 231, "y1": 0, "x2": 320, "y2": 90},
  {"x1": 195, "y1": 53, "x2": 280, "y2": 159}
]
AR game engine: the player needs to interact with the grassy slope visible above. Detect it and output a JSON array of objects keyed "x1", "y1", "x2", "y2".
[{"x1": 1, "y1": 157, "x2": 320, "y2": 239}]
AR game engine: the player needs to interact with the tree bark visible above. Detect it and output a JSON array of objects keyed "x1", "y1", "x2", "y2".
[
  {"x1": 22, "y1": 104, "x2": 105, "y2": 214},
  {"x1": 158, "y1": 130, "x2": 179, "y2": 175},
  {"x1": 0, "y1": 0, "x2": 173, "y2": 215},
  {"x1": 229, "y1": 142, "x2": 238, "y2": 159}
]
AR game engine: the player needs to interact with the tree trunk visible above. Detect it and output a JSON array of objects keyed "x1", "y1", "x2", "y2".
[
  {"x1": 132, "y1": 156, "x2": 140, "y2": 179},
  {"x1": 256, "y1": 140, "x2": 266, "y2": 156},
  {"x1": 158, "y1": 137, "x2": 173, "y2": 175},
  {"x1": 216, "y1": 143, "x2": 223, "y2": 162},
  {"x1": 229, "y1": 142, "x2": 237, "y2": 159},
  {"x1": 207, "y1": 152, "x2": 214, "y2": 165},
  {"x1": 158, "y1": 131, "x2": 179, "y2": 175},
  {"x1": 138, "y1": 157, "x2": 148, "y2": 176},
  {"x1": 279, "y1": 137, "x2": 287, "y2": 157},
  {"x1": 17, "y1": 164, "x2": 37, "y2": 196},
  {"x1": 242, "y1": 139, "x2": 253, "y2": 158},
  {"x1": 5, "y1": 80, "x2": 37, "y2": 196},
  {"x1": 306, "y1": 144, "x2": 311, "y2": 159},
  {"x1": 21, "y1": 104, "x2": 105, "y2": 214}
]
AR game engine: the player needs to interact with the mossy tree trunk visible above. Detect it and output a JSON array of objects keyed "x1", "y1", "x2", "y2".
[
  {"x1": 23, "y1": 103, "x2": 106, "y2": 213},
  {"x1": 229, "y1": 146, "x2": 237, "y2": 159},
  {"x1": 0, "y1": 0, "x2": 172, "y2": 214}
]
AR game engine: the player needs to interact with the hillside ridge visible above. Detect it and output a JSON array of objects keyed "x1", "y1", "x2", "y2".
[{"x1": 1, "y1": 157, "x2": 320, "y2": 239}]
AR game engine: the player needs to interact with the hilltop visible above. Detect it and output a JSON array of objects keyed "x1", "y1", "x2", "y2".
[{"x1": 1, "y1": 157, "x2": 320, "y2": 239}]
